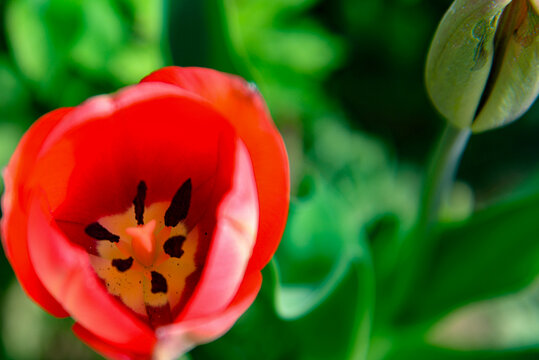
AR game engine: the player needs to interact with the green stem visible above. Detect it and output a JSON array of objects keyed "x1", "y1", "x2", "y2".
[
  {"x1": 385, "y1": 123, "x2": 471, "y2": 322},
  {"x1": 348, "y1": 250, "x2": 375, "y2": 360},
  {"x1": 417, "y1": 123, "x2": 471, "y2": 233}
]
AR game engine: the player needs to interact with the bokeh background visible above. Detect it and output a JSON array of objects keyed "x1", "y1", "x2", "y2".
[{"x1": 1, "y1": 0, "x2": 539, "y2": 359}]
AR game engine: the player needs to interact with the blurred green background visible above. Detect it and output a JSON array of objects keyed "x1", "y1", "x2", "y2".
[{"x1": 1, "y1": 0, "x2": 539, "y2": 359}]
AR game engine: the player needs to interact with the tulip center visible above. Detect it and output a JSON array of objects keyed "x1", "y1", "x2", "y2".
[
  {"x1": 126, "y1": 219, "x2": 158, "y2": 267},
  {"x1": 83, "y1": 180, "x2": 199, "y2": 328}
]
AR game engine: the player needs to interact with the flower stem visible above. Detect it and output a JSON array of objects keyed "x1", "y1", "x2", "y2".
[
  {"x1": 386, "y1": 123, "x2": 471, "y2": 321},
  {"x1": 417, "y1": 123, "x2": 471, "y2": 232}
]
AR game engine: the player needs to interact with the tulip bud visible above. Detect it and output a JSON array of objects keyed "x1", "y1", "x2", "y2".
[{"x1": 426, "y1": 0, "x2": 539, "y2": 132}]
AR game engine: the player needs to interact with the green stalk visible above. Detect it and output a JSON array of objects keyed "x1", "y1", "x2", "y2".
[
  {"x1": 417, "y1": 123, "x2": 472, "y2": 232},
  {"x1": 385, "y1": 123, "x2": 471, "y2": 322}
]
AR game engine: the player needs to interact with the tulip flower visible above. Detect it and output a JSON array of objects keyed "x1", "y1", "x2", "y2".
[
  {"x1": 0, "y1": 67, "x2": 290, "y2": 360},
  {"x1": 426, "y1": 0, "x2": 539, "y2": 132}
]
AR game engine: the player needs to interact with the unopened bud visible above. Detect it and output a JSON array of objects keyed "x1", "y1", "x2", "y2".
[{"x1": 426, "y1": 0, "x2": 539, "y2": 132}]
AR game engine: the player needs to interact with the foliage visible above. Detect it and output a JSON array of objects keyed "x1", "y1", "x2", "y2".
[{"x1": 1, "y1": 0, "x2": 539, "y2": 359}]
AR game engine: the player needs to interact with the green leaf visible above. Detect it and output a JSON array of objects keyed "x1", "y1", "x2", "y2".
[
  {"x1": 191, "y1": 248, "x2": 374, "y2": 360},
  {"x1": 381, "y1": 343, "x2": 539, "y2": 360},
  {"x1": 166, "y1": 0, "x2": 241, "y2": 76},
  {"x1": 365, "y1": 213, "x2": 401, "y2": 283},
  {"x1": 274, "y1": 254, "x2": 351, "y2": 320},
  {"x1": 0, "y1": 123, "x2": 23, "y2": 169},
  {"x1": 189, "y1": 267, "x2": 296, "y2": 360},
  {"x1": 71, "y1": 0, "x2": 124, "y2": 61},
  {"x1": 274, "y1": 176, "x2": 375, "y2": 359},
  {"x1": 0, "y1": 58, "x2": 30, "y2": 116},
  {"x1": 6, "y1": 0, "x2": 53, "y2": 83},
  {"x1": 287, "y1": 250, "x2": 374, "y2": 360},
  {"x1": 397, "y1": 192, "x2": 539, "y2": 325},
  {"x1": 192, "y1": 174, "x2": 375, "y2": 360},
  {"x1": 273, "y1": 176, "x2": 365, "y2": 322},
  {"x1": 276, "y1": 176, "x2": 346, "y2": 287},
  {"x1": 248, "y1": 21, "x2": 345, "y2": 77}
]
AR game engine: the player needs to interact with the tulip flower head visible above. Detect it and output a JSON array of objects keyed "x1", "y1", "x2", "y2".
[
  {"x1": 426, "y1": 0, "x2": 539, "y2": 131},
  {"x1": 0, "y1": 67, "x2": 289, "y2": 360}
]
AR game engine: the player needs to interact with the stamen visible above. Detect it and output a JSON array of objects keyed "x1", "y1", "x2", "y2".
[
  {"x1": 111, "y1": 257, "x2": 134, "y2": 272},
  {"x1": 133, "y1": 181, "x2": 147, "y2": 225},
  {"x1": 86, "y1": 191, "x2": 199, "y2": 325},
  {"x1": 85, "y1": 223, "x2": 120, "y2": 243},
  {"x1": 164, "y1": 179, "x2": 192, "y2": 227},
  {"x1": 163, "y1": 235, "x2": 186, "y2": 258},
  {"x1": 151, "y1": 271, "x2": 168, "y2": 294}
]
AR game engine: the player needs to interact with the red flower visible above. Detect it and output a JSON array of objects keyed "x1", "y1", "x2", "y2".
[{"x1": 0, "y1": 67, "x2": 289, "y2": 360}]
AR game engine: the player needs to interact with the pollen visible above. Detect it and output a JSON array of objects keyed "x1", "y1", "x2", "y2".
[{"x1": 85, "y1": 179, "x2": 198, "y2": 327}]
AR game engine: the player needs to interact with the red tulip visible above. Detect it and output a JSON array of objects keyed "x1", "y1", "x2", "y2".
[{"x1": 0, "y1": 67, "x2": 289, "y2": 360}]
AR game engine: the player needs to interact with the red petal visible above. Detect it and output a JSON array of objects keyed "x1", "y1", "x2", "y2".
[
  {"x1": 27, "y1": 195, "x2": 156, "y2": 354},
  {"x1": 142, "y1": 67, "x2": 290, "y2": 271},
  {"x1": 154, "y1": 272, "x2": 262, "y2": 359},
  {"x1": 179, "y1": 139, "x2": 259, "y2": 321},
  {"x1": 26, "y1": 83, "x2": 238, "y2": 246},
  {"x1": 73, "y1": 323, "x2": 151, "y2": 360},
  {"x1": 26, "y1": 86, "x2": 245, "y2": 319},
  {"x1": 1, "y1": 108, "x2": 73, "y2": 317}
]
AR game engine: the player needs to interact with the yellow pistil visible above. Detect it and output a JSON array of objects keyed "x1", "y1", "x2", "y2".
[{"x1": 127, "y1": 219, "x2": 157, "y2": 267}]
